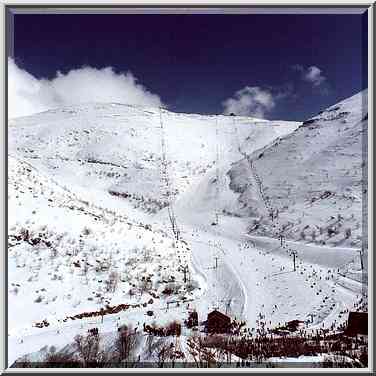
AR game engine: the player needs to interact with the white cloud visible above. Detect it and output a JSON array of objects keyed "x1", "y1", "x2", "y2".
[
  {"x1": 222, "y1": 86, "x2": 275, "y2": 118},
  {"x1": 292, "y1": 64, "x2": 328, "y2": 92},
  {"x1": 8, "y1": 58, "x2": 163, "y2": 118},
  {"x1": 302, "y1": 66, "x2": 326, "y2": 87}
]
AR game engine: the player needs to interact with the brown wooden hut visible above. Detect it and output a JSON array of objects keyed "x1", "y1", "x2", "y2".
[
  {"x1": 207, "y1": 310, "x2": 231, "y2": 334},
  {"x1": 346, "y1": 311, "x2": 368, "y2": 336}
]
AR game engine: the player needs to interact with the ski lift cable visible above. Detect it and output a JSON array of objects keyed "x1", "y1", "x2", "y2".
[
  {"x1": 159, "y1": 107, "x2": 181, "y2": 244},
  {"x1": 159, "y1": 108, "x2": 192, "y2": 280}
]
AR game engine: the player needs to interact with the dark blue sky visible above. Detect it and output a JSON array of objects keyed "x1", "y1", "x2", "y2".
[{"x1": 10, "y1": 12, "x2": 368, "y2": 121}]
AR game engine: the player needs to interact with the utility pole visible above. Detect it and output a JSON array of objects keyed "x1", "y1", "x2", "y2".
[
  {"x1": 225, "y1": 299, "x2": 231, "y2": 315},
  {"x1": 205, "y1": 255, "x2": 219, "y2": 271},
  {"x1": 78, "y1": 234, "x2": 84, "y2": 256},
  {"x1": 358, "y1": 249, "x2": 364, "y2": 270},
  {"x1": 218, "y1": 297, "x2": 232, "y2": 315},
  {"x1": 182, "y1": 265, "x2": 189, "y2": 283},
  {"x1": 213, "y1": 119, "x2": 220, "y2": 226},
  {"x1": 291, "y1": 250, "x2": 297, "y2": 271},
  {"x1": 308, "y1": 313, "x2": 314, "y2": 324},
  {"x1": 100, "y1": 308, "x2": 104, "y2": 324},
  {"x1": 357, "y1": 248, "x2": 367, "y2": 304},
  {"x1": 232, "y1": 116, "x2": 241, "y2": 154}
]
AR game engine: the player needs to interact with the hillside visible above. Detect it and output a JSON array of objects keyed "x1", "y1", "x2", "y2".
[
  {"x1": 8, "y1": 104, "x2": 299, "y2": 364},
  {"x1": 227, "y1": 90, "x2": 368, "y2": 249},
  {"x1": 9, "y1": 104, "x2": 297, "y2": 219},
  {"x1": 8, "y1": 95, "x2": 367, "y2": 366}
]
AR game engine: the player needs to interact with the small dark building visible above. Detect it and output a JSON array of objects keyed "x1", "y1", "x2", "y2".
[
  {"x1": 186, "y1": 310, "x2": 199, "y2": 328},
  {"x1": 346, "y1": 312, "x2": 368, "y2": 336},
  {"x1": 207, "y1": 310, "x2": 231, "y2": 334},
  {"x1": 286, "y1": 320, "x2": 304, "y2": 332}
]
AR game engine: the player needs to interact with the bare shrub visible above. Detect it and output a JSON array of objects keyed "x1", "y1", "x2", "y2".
[
  {"x1": 82, "y1": 226, "x2": 91, "y2": 236},
  {"x1": 187, "y1": 335, "x2": 216, "y2": 368},
  {"x1": 12, "y1": 355, "x2": 35, "y2": 368},
  {"x1": 151, "y1": 338, "x2": 183, "y2": 368},
  {"x1": 156, "y1": 342, "x2": 170, "y2": 367},
  {"x1": 114, "y1": 325, "x2": 140, "y2": 365},
  {"x1": 106, "y1": 271, "x2": 119, "y2": 293},
  {"x1": 166, "y1": 321, "x2": 182, "y2": 337},
  {"x1": 139, "y1": 278, "x2": 152, "y2": 294},
  {"x1": 74, "y1": 333, "x2": 101, "y2": 367},
  {"x1": 322, "y1": 353, "x2": 356, "y2": 368},
  {"x1": 43, "y1": 346, "x2": 78, "y2": 367},
  {"x1": 145, "y1": 334, "x2": 164, "y2": 357}
]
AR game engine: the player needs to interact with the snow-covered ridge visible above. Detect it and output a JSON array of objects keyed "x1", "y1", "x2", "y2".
[
  {"x1": 227, "y1": 90, "x2": 368, "y2": 248},
  {"x1": 8, "y1": 92, "x2": 367, "y2": 366},
  {"x1": 9, "y1": 102, "x2": 299, "y2": 219},
  {"x1": 8, "y1": 102, "x2": 300, "y2": 363}
]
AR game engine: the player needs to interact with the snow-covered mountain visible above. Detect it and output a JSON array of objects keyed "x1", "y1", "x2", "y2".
[
  {"x1": 227, "y1": 90, "x2": 368, "y2": 249},
  {"x1": 9, "y1": 103, "x2": 297, "y2": 218},
  {"x1": 8, "y1": 92, "x2": 368, "y2": 366}
]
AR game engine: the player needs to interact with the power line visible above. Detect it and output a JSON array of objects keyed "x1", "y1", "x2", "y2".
[
  {"x1": 159, "y1": 107, "x2": 181, "y2": 244},
  {"x1": 291, "y1": 250, "x2": 297, "y2": 272},
  {"x1": 212, "y1": 118, "x2": 221, "y2": 226},
  {"x1": 159, "y1": 108, "x2": 192, "y2": 286}
]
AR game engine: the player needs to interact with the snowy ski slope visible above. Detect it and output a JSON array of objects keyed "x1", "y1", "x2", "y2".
[{"x1": 8, "y1": 92, "x2": 368, "y2": 364}]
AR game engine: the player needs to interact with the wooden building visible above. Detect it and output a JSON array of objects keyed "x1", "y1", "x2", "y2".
[
  {"x1": 207, "y1": 310, "x2": 231, "y2": 334},
  {"x1": 346, "y1": 312, "x2": 368, "y2": 336},
  {"x1": 286, "y1": 319, "x2": 305, "y2": 332},
  {"x1": 186, "y1": 310, "x2": 199, "y2": 328}
]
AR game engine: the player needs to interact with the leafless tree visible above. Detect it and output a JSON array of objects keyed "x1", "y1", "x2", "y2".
[
  {"x1": 74, "y1": 333, "x2": 101, "y2": 367},
  {"x1": 155, "y1": 340, "x2": 180, "y2": 368},
  {"x1": 139, "y1": 278, "x2": 152, "y2": 295},
  {"x1": 106, "y1": 271, "x2": 119, "y2": 293},
  {"x1": 43, "y1": 346, "x2": 77, "y2": 367},
  {"x1": 187, "y1": 335, "x2": 216, "y2": 368},
  {"x1": 156, "y1": 342, "x2": 170, "y2": 367},
  {"x1": 145, "y1": 334, "x2": 164, "y2": 358},
  {"x1": 114, "y1": 325, "x2": 140, "y2": 365}
]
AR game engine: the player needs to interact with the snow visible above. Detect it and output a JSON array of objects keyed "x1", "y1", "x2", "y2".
[
  {"x1": 8, "y1": 91, "x2": 368, "y2": 366},
  {"x1": 228, "y1": 91, "x2": 367, "y2": 249}
]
